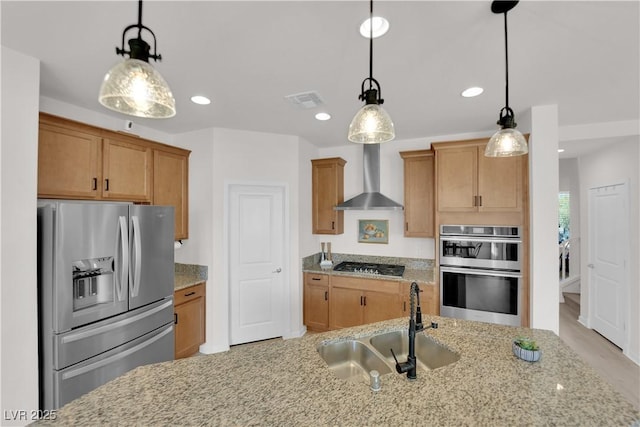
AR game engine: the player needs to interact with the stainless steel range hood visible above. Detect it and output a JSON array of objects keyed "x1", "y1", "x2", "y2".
[{"x1": 335, "y1": 144, "x2": 403, "y2": 211}]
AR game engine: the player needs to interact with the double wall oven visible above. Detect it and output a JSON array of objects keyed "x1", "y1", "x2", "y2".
[{"x1": 439, "y1": 225, "x2": 522, "y2": 326}]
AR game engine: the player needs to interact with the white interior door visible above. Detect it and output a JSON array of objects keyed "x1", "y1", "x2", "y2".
[
  {"x1": 588, "y1": 183, "x2": 628, "y2": 349},
  {"x1": 229, "y1": 184, "x2": 285, "y2": 345}
]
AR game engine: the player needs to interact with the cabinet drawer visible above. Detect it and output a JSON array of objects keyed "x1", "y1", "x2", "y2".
[
  {"x1": 304, "y1": 273, "x2": 329, "y2": 286},
  {"x1": 174, "y1": 283, "x2": 205, "y2": 306},
  {"x1": 331, "y1": 276, "x2": 400, "y2": 294}
]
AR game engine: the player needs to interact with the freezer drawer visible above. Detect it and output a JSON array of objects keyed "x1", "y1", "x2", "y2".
[
  {"x1": 54, "y1": 298, "x2": 173, "y2": 370},
  {"x1": 51, "y1": 323, "x2": 174, "y2": 410}
]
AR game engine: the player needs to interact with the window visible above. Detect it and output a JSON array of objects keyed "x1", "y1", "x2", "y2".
[{"x1": 558, "y1": 192, "x2": 570, "y2": 243}]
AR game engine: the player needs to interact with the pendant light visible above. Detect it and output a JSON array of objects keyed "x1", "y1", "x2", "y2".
[
  {"x1": 99, "y1": 0, "x2": 176, "y2": 119},
  {"x1": 348, "y1": 0, "x2": 395, "y2": 144},
  {"x1": 485, "y1": 0, "x2": 527, "y2": 157}
]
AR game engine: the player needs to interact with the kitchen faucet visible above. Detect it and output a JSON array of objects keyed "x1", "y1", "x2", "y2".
[{"x1": 391, "y1": 282, "x2": 437, "y2": 380}]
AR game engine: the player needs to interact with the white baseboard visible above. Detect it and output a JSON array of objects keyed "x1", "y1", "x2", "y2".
[
  {"x1": 283, "y1": 325, "x2": 307, "y2": 339},
  {"x1": 578, "y1": 315, "x2": 589, "y2": 328},
  {"x1": 199, "y1": 342, "x2": 230, "y2": 354},
  {"x1": 623, "y1": 348, "x2": 640, "y2": 366}
]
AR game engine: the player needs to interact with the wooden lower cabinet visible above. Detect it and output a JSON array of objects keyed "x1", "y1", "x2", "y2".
[
  {"x1": 329, "y1": 276, "x2": 403, "y2": 330},
  {"x1": 174, "y1": 282, "x2": 206, "y2": 359},
  {"x1": 303, "y1": 273, "x2": 330, "y2": 332},
  {"x1": 302, "y1": 273, "x2": 438, "y2": 332}
]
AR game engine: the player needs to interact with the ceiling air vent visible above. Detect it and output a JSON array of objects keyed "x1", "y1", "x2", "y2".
[{"x1": 284, "y1": 91, "x2": 324, "y2": 109}]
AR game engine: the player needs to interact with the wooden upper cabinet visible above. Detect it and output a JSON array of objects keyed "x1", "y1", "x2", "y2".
[
  {"x1": 102, "y1": 137, "x2": 152, "y2": 202},
  {"x1": 477, "y1": 150, "x2": 523, "y2": 212},
  {"x1": 311, "y1": 157, "x2": 346, "y2": 234},
  {"x1": 434, "y1": 144, "x2": 478, "y2": 212},
  {"x1": 154, "y1": 149, "x2": 190, "y2": 240},
  {"x1": 400, "y1": 150, "x2": 435, "y2": 237},
  {"x1": 433, "y1": 138, "x2": 525, "y2": 214},
  {"x1": 38, "y1": 113, "x2": 191, "y2": 240},
  {"x1": 38, "y1": 120, "x2": 102, "y2": 199}
]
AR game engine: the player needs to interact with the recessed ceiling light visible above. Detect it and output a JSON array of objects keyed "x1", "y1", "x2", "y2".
[
  {"x1": 360, "y1": 16, "x2": 389, "y2": 38},
  {"x1": 315, "y1": 112, "x2": 331, "y2": 121},
  {"x1": 191, "y1": 95, "x2": 211, "y2": 105},
  {"x1": 461, "y1": 87, "x2": 484, "y2": 98},
  {"x1": 558, "y1": 148, "x2": 565, "y2": 153}
]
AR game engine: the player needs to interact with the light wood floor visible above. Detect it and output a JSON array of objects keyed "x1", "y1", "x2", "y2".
[{"x1": 560, "y1": 292, "x2": 640, "y2": 410}]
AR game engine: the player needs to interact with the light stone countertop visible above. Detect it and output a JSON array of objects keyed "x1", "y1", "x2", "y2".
[
  {"x1": 174, "y1": 263, "x2": 208, "y2": 291},
  {"x1": 36, "y1": 316, "x2": 639, "y2": 426}
]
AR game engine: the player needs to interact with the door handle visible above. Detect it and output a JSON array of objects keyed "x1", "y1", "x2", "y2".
[
  {"x1": 272, "y1": 267, "x2": 282, "y2": 273},
  {"x1": 587, "y1": 263, "x2": 595, "y2": 268}
]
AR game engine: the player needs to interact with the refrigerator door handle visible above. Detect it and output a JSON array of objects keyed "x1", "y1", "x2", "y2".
[
  {"x1": 116, "y1": 216, "x2": 129, "y2": 302},
  {"x1": 130, "y1": 215, "x2": 142, "y2": 298}
]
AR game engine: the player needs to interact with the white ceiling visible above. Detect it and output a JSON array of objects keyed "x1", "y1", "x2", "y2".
[{"x1": 2, "y1": 1, "x2": 638, "y2": 153}]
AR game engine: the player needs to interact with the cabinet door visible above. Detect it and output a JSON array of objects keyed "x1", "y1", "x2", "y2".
[
  {"x1": 401, "y1": 150, "x2": 434, "y2": 237},
  {"x1": 174, "y1": 284, "x2": 206, "y2": 359},
  {"x1": 401, "y1": 283, "x2": 438, "y2": 317},
  {"x1": 329, "y1": 287, "x2": 363, "y2": 329},
  {"x1": 477, "y1": 147, "x2": 523, "y2": 212},
  {"x1": 154, "y1": 149, "x2": 189, "y2": 240},
  {"x1": 304, "y1": 282, "x2": 329, "y2": 332},
  {"x1": 436, "y1": 146, "x2": 477, "y2": 212},
  {"x1": 363, "y1": 291, "x2": 402, "y2": 324},
  {"x1": 38, "y1": 123, "x2": 101, "y2": 199},
  {"x1": 102, "y1": 138, "x2": 152, "y2": 202},
  {"x1": 312, "y1": 158, "x2": 346, "y2": 234}
]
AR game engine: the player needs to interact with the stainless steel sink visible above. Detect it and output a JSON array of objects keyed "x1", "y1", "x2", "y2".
[
  {"x1": 317, "y1": 329, "x2": 459, "y2": 383},
  {"x1": 369, "y1": 330, "x2": 460, "y2": 371},
  {"x1": 317, "y1": 340, "x2": 391, "y2": 382}
]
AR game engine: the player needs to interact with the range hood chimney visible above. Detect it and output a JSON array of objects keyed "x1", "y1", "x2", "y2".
[{"x1": 335, "y1": 144, "x2": 403, "y2": 211}]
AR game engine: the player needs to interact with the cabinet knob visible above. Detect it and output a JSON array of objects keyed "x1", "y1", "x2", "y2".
[
  {"x1": 324, "y1": 291, "x2": 328, "y2": 301},
  {"x1": 272, "y1": 267, "x2": 282, "y2": 273},
  {"x1": 104, "y1": 178, "x2": 110, "y2": 191}
]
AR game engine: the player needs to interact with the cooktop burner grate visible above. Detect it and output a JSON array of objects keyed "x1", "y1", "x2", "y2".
[{"x1": 333, "y1": 261, "x2": 405, "y2": 277}]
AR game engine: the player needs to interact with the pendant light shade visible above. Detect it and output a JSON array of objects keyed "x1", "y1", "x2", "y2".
[
  {"x1": 485, "y1": 126, "x2": 528, "y2": 157},
  {"x1": 485, "y1": 0, "x2": 527, "y2": 157},
  {"x1": 99, "y1": 58, "x2": 175, "y2": 119},
  {"x1": 348, "y1": 0, "x2": 395, "y2": 144},
  {"x1": 348, "y1": 99, "x2": 395, "y2": 144},
  {"x1": 98, "y1": 0, "x2": 175, "y2": 119}
]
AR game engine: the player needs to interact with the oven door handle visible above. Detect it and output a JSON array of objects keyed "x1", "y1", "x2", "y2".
[
  {"x1": 440, "y1": 266, "x2": 522, "y2": 278},
  {"x1": 440, "y1": 237, "x2": 521, "y2": 244}
]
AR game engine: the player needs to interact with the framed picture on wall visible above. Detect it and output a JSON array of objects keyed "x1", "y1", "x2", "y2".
[{"x1": 358, "y1": 219, "x2": 389, "y2": 244}]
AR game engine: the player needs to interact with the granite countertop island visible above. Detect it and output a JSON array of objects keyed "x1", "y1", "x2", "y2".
[{"x1": 36, "y1": 316, "x2": 639, "y2": 426}]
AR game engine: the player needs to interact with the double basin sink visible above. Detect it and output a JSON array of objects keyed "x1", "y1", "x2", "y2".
[{"x1": 317, "y1": 329, "x2": 460, "y2": 383}]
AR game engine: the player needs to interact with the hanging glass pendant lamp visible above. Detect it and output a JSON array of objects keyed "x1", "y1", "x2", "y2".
[
  {"x1": 99, "y1": 0, "x2": 176, "y2": 119},
  {"x1": 348, "y1": 0, "x2": 395, "y2": 144},
  {"x1": 485, "y1": 0, "x2": 527, "y2": 157}
]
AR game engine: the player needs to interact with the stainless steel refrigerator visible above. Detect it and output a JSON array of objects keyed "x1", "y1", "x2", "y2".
[{"x1": 37, "y1": 200, "x2": 175, "y2": 410}]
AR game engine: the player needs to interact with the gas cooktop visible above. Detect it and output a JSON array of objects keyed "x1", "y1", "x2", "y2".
[{"x1": 333, "y1": 261, "x2": 405, "y2": 277}]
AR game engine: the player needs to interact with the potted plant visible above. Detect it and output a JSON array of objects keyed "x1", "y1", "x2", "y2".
[{"x1": 513, "y1": 337, "x2": 541, "y2": 362}]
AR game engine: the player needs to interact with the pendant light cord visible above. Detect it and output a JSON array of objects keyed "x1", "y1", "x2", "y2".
[
  {"x1": 503, "y1": 10, "x2": 510, "y2": 111},
  {"x1": 137, "y1": 0, "x2": 143, "y2": 39},
  {"x1": 368, "y1": 0, "x2": 374, "y2": 91}
]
